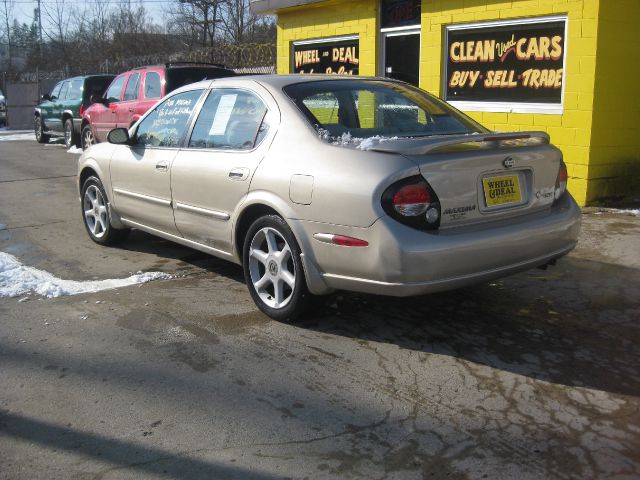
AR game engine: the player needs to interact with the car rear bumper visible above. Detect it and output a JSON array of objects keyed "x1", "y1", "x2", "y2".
[{"x1": 293, "y1": 194, "x2": 581, "y2": 296}]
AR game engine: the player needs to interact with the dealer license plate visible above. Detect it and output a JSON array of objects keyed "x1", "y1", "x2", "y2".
[{"x1": 483, "y1": 174, "x2": 522, "y2": 207}]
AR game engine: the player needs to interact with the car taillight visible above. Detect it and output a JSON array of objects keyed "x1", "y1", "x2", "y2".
[
  {"x1": 79, "y1": 105, "x2": 84, "y2": 116},
  {"x1": 382, "y1": 176, "x2": 441, "y2": 230},
  {"x1": 554, "y1": 160, "x2": 568, "y2": 201}
]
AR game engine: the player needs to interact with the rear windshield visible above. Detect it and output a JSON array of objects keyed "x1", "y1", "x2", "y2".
[
  {"x1": 83, "y1": 76, "x2": 116, "y2": 104},
  {"x1": 165, "y1": 67, "x2": 235, "y2": 94},
  {"x1": 284, "y1": 80, "x2": 486, "y2": 142}
]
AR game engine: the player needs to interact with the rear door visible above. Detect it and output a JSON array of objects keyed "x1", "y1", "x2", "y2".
[
  {"x1": 109, "y1": 88, "x2": 204, "y2": 235},
  {"x1": 116, "y1": 72, "x2": 140, "y2": 129},
  {"x1": 170, "y1": 85, "x2": 275, "y2": 253},
  {"x1": 49, "y1": 81, "x2": 69, "y2": 132}
]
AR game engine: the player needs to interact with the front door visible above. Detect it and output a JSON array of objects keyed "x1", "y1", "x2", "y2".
[
  {"x1": 383, "y1": 31, "x2": 420, "y2": 86},
  {"x1": 109, "y1": 88, "x2": 205, "y2": 235},
  {"x1": 171, "y1": 87, "x2": 275, "y2": 254},
  {"x1": 95, "y1": 74, "x2": 126, "y2": 141}
]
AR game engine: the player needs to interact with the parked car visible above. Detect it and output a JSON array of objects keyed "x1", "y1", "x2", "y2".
[
  {"x1": 77, "y1": 75, "x2": 581, "y2": 320},
  {"x1": 80, "y1": 62, "x2": 235, "y2": 149},
  {"x1": 0, "y1": 89, "x2": 6, "y2": 126},
  {"x1": 34, "y1": 75, "x2": 115, "y2": 147}
]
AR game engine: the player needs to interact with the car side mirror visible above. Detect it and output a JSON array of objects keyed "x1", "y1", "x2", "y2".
[
  {"x1": 41, "y1": 93, "x2": 51, "y2": 101},
  {"x1": 107, "y1": 128, "x2": 130, "y2": 145},
  {"x1": 91, "y1": 95, "x2": 109, "y2": 105}
]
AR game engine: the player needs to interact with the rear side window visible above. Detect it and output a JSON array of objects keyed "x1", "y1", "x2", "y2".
[
  {"x1": 67, "y1": 79, "x2": 83, "y2": 101},
  {"x1": 105, "y1": 75, "x2": 126, "y2": 102},
  {"x1": 83, "y1": 77, "x2": 114, "y2": 103},
  {"x1": 123, "y1": 73, "x2": 140, "y2": 101},
  {"x1": 188, "y1": 89, "x2": 268, "y2": 150},
  {"x1": 144, "y1": 72, "x2": 162, "y2": 99},
  {"x1": 135, "y1": 89, "x2": 203, "y2": 147}
]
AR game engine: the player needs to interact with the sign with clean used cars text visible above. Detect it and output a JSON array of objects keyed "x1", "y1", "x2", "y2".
[
  {"x1": 445, "y1": 18, "x2": 566, "y2": 104},
  {"x1": 292, "y1": 37, "x2": 359, "y2": 75}
]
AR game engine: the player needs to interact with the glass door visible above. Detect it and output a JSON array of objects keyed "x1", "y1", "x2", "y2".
[{"x1": 382, "y1": 30, "x2": 420, "y2": 86}]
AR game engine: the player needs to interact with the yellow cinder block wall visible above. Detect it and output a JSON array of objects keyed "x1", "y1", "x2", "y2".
[
  {"x1": 422, "y1": 0, "x2": 600, "y2": 205},
  {"x1": 588, "y1": 0, "x2": 640, "y2": 203},
  {"x1": 277, "y1": 0, "x2": 378, "y2": 77}
]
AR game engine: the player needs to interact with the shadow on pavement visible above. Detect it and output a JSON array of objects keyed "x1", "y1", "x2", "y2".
[{"x1": 0, "y1": 410, "x2": 279, "y2": 480}]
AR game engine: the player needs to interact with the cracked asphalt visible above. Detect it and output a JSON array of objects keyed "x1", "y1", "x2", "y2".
[{"x1": 1, "y1": 139, "x2": 639, "y2": 479}]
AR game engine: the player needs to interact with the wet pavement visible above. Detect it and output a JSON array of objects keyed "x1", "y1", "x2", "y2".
[{"x1": 1, "y1": 140, "x2": 639, "y2": 479}]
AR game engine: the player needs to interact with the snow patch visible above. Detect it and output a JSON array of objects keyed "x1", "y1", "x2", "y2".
[
  {"x1": 0, "y1": 251, "x2": 172, "y2": 298},
  {"x1": 593, "y1": 208, "x2": 640, "y2": 217},
  {"x1": 0, "y1": 133, "x2": 35, "y2": 142},
  {"x1": 318, "y1": 129, "x2": 399, "y2": 150},
  {"x1": 67, "y1": 146, "x2": 83, "y2": 154}
]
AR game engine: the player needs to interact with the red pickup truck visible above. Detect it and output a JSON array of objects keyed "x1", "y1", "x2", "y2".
[{"x1": 81, "y1": 63, "x2": 235, "y2": 149}]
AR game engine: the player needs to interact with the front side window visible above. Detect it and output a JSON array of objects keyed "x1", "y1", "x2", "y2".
[
  {"x1": 123, "y1": 73, "x2": 140, "y2": 101},
  {"x1": 285, "y1": 80, "x2": 486, "y2": 140},
  {"x1": 50, "y1": 83, "x2": 62, "y2": 100},
  {"x1": 105, "y1": 75, "x2": 126, "y2": 103},
  {"x1": 58, "y1": 82, "x2": 70, "y2": 100},
  {"x1": 135, "y1": 89, "x2": 203, "y2": 147},
  {"x1": 188, "y1": 89, "x2": 268, "y2": 150},
  {"x1": 144, "y1": 72, "x2": 162, "y2": 99}
]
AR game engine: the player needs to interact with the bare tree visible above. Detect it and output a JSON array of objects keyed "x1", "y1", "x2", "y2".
[
  {"x1": 170, "y1": 0, "x2": 226, "y2": 48},
  {"x1": 220, "y1": 0, "x2": 255, "y2": 44},
  {"x1": 0, "y1": 0, "x2": 14, "y2": 69},
  {"x1": 42, "y1": 0, "x2": 71, "y2": 65}
]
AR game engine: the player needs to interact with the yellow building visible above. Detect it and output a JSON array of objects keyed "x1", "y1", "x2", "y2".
[{"x1": 251, "y1": 0, "x2": 640, "y2": 206}]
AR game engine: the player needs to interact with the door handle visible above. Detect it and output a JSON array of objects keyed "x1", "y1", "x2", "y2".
[
  {"x1": 228, "y1": 167, "x2": 249, "y2": 181},
  {"x1": 129, "y1": 108, "x2": 134, "y2": 112},
  {"x1": 155, "y1": 161, "x2": 169, "y2": 172}
]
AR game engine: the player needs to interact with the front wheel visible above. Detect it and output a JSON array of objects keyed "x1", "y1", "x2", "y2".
[
  {"x1": 35, "y1": 116, "x2": 50, "y2": 144},
  {"x1": 243, "y1": 215, "x2": 313, "y2": 321},
  {"x1": 81, "y1": 176, "x2": 129, "y2": 245},
  {"x1": 81, "y1": 125, "x2": 95, "y2": 150}
]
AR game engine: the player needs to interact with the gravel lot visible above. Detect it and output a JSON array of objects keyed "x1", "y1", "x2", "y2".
[{"x1": 1, "y1": 138, "x2": 639, "y2": 479}]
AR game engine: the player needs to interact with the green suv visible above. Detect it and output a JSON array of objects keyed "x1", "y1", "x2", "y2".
[{"x1": 34, "y1": 75, "x2": 114, "y2": 147}]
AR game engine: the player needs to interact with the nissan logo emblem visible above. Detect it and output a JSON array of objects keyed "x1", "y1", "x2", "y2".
[{"x1": 503, "y1": 157, "x2": 515, "y2": 169}]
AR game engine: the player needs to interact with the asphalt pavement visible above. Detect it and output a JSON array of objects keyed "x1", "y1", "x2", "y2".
[{"x1": 1, "y1": 138, "x2": 639, "y2": 479}]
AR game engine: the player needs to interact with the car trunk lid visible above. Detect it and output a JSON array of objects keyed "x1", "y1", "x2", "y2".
[{"x1": 370, "y1": 132, "x2": 562, "y2": 228}]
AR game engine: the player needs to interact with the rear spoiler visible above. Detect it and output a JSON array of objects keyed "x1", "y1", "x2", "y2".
[{"x1": 369, "y1": 131, "x2": 550, "y2": 156}]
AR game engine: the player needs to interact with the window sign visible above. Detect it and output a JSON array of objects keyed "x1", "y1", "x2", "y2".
[
  {"x1": 381, "y1": 0, "x2": 421, "y2": 29},
  {"x1": 292, "y1": 36, "x2": 359, "y2": 75},
  {"x1": 444, "y1": 17, "x2": 567, "y2": 113}
]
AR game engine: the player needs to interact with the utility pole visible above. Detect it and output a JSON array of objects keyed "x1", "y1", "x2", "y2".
[{"x1": 37, "y1": 0, "x2": 43, "y2": 59}]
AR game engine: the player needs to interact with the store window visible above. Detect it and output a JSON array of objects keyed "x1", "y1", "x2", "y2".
[
  {"x1": 444, "y1": 16, "x2": 568, "y2": 114},
  {"x1": 380, "y1": 0, "x2": 421, "y2": 87},
  {"x1": 292, "y1": 36, "x2": 359, "y2": 75}
]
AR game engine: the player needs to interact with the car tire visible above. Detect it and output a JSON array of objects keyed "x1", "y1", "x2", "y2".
[
  {"x1": 64, "y1": 118, "x2": 79, "y2": 148},
  {"x1": 81, "y1": 176, "x2": 129, "y2": 245},
  {"x1": 35, "y1": 116, "x2": 49, "y2": 144},
  {"x1": 81, "y1": 125, "x2": 95, "y2": 150},
  {"x1": 243, "y1": 215, "x2": 313, "y2": 321}
]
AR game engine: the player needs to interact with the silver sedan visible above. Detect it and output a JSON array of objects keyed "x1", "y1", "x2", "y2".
[{"x1": 77, "y1": 75, "x2": 581, "y2": 320}]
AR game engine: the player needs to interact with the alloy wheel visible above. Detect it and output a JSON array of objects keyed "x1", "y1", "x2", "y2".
[
  {"x1": 83, "y1": 128, "x2": 94, "y2": 149},
  {"x1": 248, "y1": 227, "x2": 296, "y2": 309},
  {"x1": 83, "y1": 184, "x2": 108, "y2": 239}
]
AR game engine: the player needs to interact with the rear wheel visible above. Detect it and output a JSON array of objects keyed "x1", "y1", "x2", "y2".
[
  {"x1": 64, "y1": 118, "x2": 79, "y2": 148},
  {"x1": 81, "y1": 176, "x2": 129, "y2": 245},
  {"x1": 81, "y1": 125, "x2": 95, "y2": 150},
  {"x1": 243, "y1": 215, "x2": 313, "y2": 321},
  {"x1": 35, "y1": 116, "x2": 49, "y2": 144}
]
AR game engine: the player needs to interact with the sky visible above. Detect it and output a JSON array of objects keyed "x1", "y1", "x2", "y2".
[{"x1": 10, "y1": 0, "x2": 172, "y2": 31}]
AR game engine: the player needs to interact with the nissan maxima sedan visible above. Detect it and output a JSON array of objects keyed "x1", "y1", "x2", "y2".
[{"x1": 77, "y1": 75, "x2": 581, "y2": 320}]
